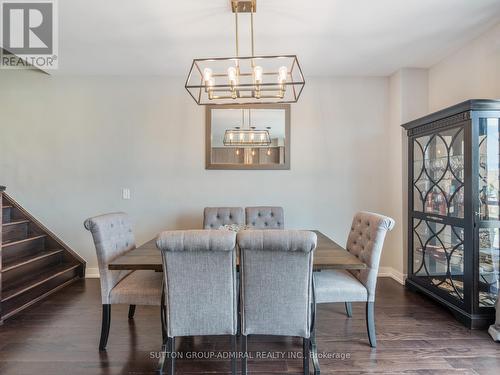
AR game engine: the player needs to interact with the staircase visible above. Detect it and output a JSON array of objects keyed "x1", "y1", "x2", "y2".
[{"x1": 0, "y1": 186, "x2": 85, "y2": 324}]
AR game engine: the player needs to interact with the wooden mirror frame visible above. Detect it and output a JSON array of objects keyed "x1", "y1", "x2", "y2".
[{"x1": 205, "y1": 104, "x2": 291, "y2": 170}]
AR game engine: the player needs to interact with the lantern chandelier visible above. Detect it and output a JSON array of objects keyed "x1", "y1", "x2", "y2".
[
  {"x1": 185, "y1": 0, "x2": 305, "y2": 105},
  {"x1": 223, "y1": 108, "x2": 272, "y2": 147}
]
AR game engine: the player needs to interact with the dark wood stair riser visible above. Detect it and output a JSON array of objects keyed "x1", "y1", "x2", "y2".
[
  {"x1": 1, "y1": 266, "x2": 80, "y2": 319},
  {"x1": 2, "y1": 206, "x2": 12, "y2": 223},
  {"x1": 2, "y1": 205, "x2": 27, "y2": 224},
  {"x1": 1, "y1": 191, "x2": 86, "y2": 323},
  {"x1": 2, "y1": 252, "x2": 64, "y2": 286},
  {"x1": 2, "y1": 221, "x2": 29, "y2": 243},
  {"x1": 2, "y1": 237, "x2": 46, "y2": 263}
]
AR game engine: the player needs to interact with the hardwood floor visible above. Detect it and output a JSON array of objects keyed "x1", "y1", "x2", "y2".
[{"x1": 0, "y1": 278, "x2": 498, "y2": 374}]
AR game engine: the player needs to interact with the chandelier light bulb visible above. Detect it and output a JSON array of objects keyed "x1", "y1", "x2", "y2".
[
  {"x1": 252, "y1": 149, "x2": 256, "y2": 156},
  {"x1": 239, "y1": 133, "x2": 244, "y2": 141},
  {"x1": 260, "y1": 133, "x2": 265, "y2": 141},
  {"x1": 278, "y1": 66, "x2": 287, "y2": 83},
  {"x1": 236, "y1": 149, "x2": 240, "y2": 155},
  {"x1": 203, "y1": 68, "x2": 213, "y2": 83},
  {"x1": 267, "y1": 148, "x2": 271, "y2": 156},
  {"x1": 253, "y1": 66, "x2": 263, "y2": 84},
  {"x1": 207, "y1": 77, "x2": 215, "y2": 87},
  {"x1": 229, "y1": 132, "x2": 234, "y2": 140},
  {"x1": 227, "y1": 66, "x2": 237, "y2": 85}
]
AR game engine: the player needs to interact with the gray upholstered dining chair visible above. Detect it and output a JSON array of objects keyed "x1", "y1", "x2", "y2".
[
  {"x1": 203, "y1": 207, "x2": 245, "y2": 229},
  {"x1": 245, "y1": 206, "x2": 284, "y2": 229},
  {"x1": 156, "y1": 230, "x2": 238, "y2": 375},
  {"x1": 313, "y1": 212, "x2": 395, "y2": 348},
  {"x1": 237, "y1": 230, "x2": 317, "y2": 375},
  {"x1": 84, "y1": 212, "x2": 164, "y2": 351}
]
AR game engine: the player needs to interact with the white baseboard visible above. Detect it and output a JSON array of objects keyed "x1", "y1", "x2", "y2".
[
  {"x1": 86, "y1": 266, "x2": 407, "y2": 284},
  {"x1": 378, "y1": 266, "x2": 406, "y2": 285},
  {"x1": 85, "y1": 267, "x2": 100, "y2": 278}
]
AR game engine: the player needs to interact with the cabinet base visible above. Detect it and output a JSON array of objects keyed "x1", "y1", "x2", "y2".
[{"x1": 405, "y1": 279, "x2": 495, "y2": 329}]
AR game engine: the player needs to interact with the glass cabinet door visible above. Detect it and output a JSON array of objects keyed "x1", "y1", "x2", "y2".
[
  {"x1": 413, "y1": 219, "x2": 465, "y2": 301},
  {"x1": 413, "y1": 127, "x2": 465, "y2": 217},
  {"x1": 412, "y1": 126, "x2": 466, "y2": 303},
  {"x1": 477, "y1": 117, "x2": 500, "y2": 308}
]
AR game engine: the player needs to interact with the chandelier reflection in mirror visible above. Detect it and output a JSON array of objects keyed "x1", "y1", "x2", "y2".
[
  {"x1": 185, "y1": 0, "x2": 305, "y2": 105},
  {"x1": 223, "y1": 108, "x2": 271, "y2": 147}
]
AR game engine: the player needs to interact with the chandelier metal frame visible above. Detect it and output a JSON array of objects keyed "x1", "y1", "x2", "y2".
[
  {"x1": 185, "y1": 0, "x2": 305, "y2": 105},
  {"x1": 222, "y1": 108, "x2": 272, "y2": 147}
]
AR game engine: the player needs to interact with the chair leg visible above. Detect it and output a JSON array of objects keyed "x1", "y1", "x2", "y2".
[
  {"x1": 128, "y1": 304, "x2": 136, "y2": 319},
  {"x1": 345, "y1": 302, "x2": 352, "y2": 317},
  {"x1": 303, "y1": 338, "x2": 310, "y2": 375},
  {"x1": 158, "y1": 341, "x2": 168, "y2": 375},
  {"x1": 168, "y1": 337, "x2": 176, "y2": 375},
  {"x1": 241, "y1": 335, "x2": 248, "y2": 375},
  {"x1": 231, "y1": 335, "x2": 237, "y2": 375},
  {"x1": 161, "y1": 305, "x2": 167, "y2": 343},
  {"x1": 310, "y1": 273, "x2": 320, "y2": 375},
  {"x1": 99, "y1": 304, "x2": 111, "y2": 351},
  {"x1": 161, "y1": 287, "x2": 167, "y2": 343},
  {"x1": 366, "y1": 301, "x2": 376, "y2": 348}
]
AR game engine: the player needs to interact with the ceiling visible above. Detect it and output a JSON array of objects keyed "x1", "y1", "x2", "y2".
[{"x1": 56, "y1": 0, "x2": 500, "y2": 76}]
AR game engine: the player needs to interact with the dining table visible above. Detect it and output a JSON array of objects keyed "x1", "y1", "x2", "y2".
[{"x1": 109, "y1": 230, "x2": 366, "y2": 375}]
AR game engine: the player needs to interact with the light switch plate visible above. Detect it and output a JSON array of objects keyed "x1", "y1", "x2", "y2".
[{"x1": 122, "y1": 188, "x2": 131, "y2": 200}]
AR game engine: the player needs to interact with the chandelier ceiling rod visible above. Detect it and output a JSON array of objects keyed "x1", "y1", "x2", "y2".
[
  {"x1": 235, "y1": 8, "x2": 239, "y2": 57},
  {"x1": 251, "y1": 10, "x2": 255, "y2": 57},
  {"x1": 234, "y1": 5, "x2": 255, "y2": 58}
]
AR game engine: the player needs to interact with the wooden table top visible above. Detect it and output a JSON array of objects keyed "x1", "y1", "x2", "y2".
[{"x1": 108, "y1": 230, "x2": 366, "y2": 271}]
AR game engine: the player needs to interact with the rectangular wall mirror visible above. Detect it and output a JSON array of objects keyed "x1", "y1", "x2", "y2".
[{"x1": 206, "y1": 104, "x2": 290, "y2": 170}]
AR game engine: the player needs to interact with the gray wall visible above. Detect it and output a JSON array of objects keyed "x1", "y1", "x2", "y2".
[
  {"x1": 0, "y1": 72, "x2": 396, "y2": 276},
  {"x1": 429, "y1": 23, "x2": 500, "y2": 111}
]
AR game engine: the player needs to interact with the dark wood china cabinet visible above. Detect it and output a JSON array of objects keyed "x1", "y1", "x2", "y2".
[{"x1": 402, "y1": 100, "x2": 500, "y2": 328}]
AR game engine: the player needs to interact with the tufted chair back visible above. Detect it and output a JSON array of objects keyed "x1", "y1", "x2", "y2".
[
  {"x1": 237, "y1": 230, "x2": 317, "y2": 338},
  {"x1": 203, "y1": 207, "x2": 245, "y2": 229},
  {"x1": 156, "y1": 230, "x2": 238, "y2": 337},
  {"x1": 84, "y1": 212, "x2": 135, "y2": 304},
  {"x1": 346, "y1": 212, "x2": 395, "y2": 301},
  {"x1": 245, "y1": 206, "x2": 284, "y2": 229}
]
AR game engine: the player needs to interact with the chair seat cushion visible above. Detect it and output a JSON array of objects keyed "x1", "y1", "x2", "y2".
[
  {"x1": 314, "y1": 269, "x2": 368, "y2": 303},
  {"x1": 109, "y1": 270, "x2": 163, "y2": 306}
]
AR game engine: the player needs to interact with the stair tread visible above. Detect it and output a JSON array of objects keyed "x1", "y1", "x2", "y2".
[
  {"x1": 2, "y1": 234, "x2": 46, "y2": 247},
  {"x1": 2, "y1": 205, "x2": 13, "y2": 209},
  {"x1": 2, "y1": 249, "x2": 64, "y2": 272},
  {"x1": 2, "y1": 263, "x2": 79, "y2": 301},
  {"x1": 2, "y1": 219, "x2": 29, "y2": 227}
]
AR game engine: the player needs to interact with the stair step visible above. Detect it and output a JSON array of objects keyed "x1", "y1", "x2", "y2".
[
  {"x1": 2, "y1": 219, "x2": 30, "y2": 243},
  {"x1": 2, "y1": 219, "x2": 29, "y2": 227},
  {"x1": 0, "y1": 192, "x2": 85, "y2": 322},
  {"x1": 2, "y1": 234, "x2": 46, "y2": 247},
  {"x1": 2, "y1": 249, "x2": 64, "y2": 272},
  {"x1": 2, "y1": 205, "x2": 13, "y2": 224},
  {"x1": 2, "y1": 263, "x2": 79, "y2": 302}
]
